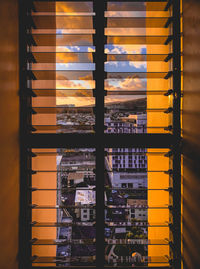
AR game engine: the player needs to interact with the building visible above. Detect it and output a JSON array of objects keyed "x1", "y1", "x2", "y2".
[
  {"x1": 75, "y1": 187, "x2": 96, "y2": 222},
  {"x1": 109, "y1": 172, "x2": 147, "y2": 189},
  {"x1": 127, "y1": 199, "x2": 148, "y2": 223},
  {"x1": 67, "y1": 172, "x2": 85, "y2": 187}
]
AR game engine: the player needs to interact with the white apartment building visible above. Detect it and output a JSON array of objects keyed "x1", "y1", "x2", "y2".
[
  {"x1": 127, "y1": 199, "x2": 148, "y2": 223},
  {"x1": 75, "y1": 187, "x2": 96, "y2": 222},
  {"x1": 105, "y1": 114, "x2": 147, "y2": 134},
  {"x1": 109, "y1": 172, "x2": 147, "y2": 189}
]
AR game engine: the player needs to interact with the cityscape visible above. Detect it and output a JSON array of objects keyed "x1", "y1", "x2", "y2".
[{"x1": 55, "y1": 97, "x2": 148, "y2": 267}]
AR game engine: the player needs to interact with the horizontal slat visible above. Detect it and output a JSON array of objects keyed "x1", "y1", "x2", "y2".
[
  {"x1": 33, "y1": 1, "x2": 93, "y2": 12},
  {"x1": 30, "y1": 205, "x2": 169, "y2": 209},
  {"x1": 31, "y1": 205, "x2": 95, "y2": 209},
  {"x1": 31, "y1": 72, "x2": 93, "y2": 80},
  {"x1": 105, "y1": 221, "x2": 169, "y2": 227},
  {"x1": 31, "y1": 151, "x2": 166, "y2": 156},
  {"x1": 105, "y1": 267, "x2": 170, "y2": 269},
  {"x1": 30, "y1": 188, "x2": 170, "y2": 191},
  {"x1": 32, "y1": 89, "x2": 168, "y2": 97},
  {"x1": 104, "y1": 239, "x2": 169, "y2": 245},
  {"x1": 105, "y1": 11, "x2": 170, "y2": 18},
  {"x1": 32, "y1": 126, "x2": 170, "y2": 133},
  {"x1": 31, "y1": 150, "x2": 95, "y2": 155},
  {"x1": 32, "y1": 107, "x2": 94, "y2": 114},
  {"x1": 32, "y1": 52, "x2": 93, "y2": 63},
  {"x1": 107, "y1": 17, "x2": 171, "y2": 28},
  {"x1": 107, "y1": 36, "x2": 171, "y2": 44},
  {"x1": 32, "y1": 80, "x2": 95, "y2": 89},
  {"x1": 31, "y1": 222, "x2": 95, "y2": 227},
  {"x1": 106, "y1": 54, "x2": 170, "y2": 61},
  {"x1": 32, "y1": 89, "x2": 93, "y2": 96},
  {"x1": 31, "y1": 256, "x2": 169, "y2": 264},
  {"x1": 106, "y1": 255, "x2": 169, "y2": 264},
  {"x1": 31, "y1": 46, "x2": 95, "y2": 53},
  {"x1": 32, "y1": 16, "x2": 94, "y2": 29},
  {"x1": 106, "y1": 108, "x2": 169, "y2": 113},
  {"x1": 31, "y1": 29, "x2": 95, "y2": 34},
  {"x1": 31, "y1": 34, "x2": 93, "y2": 46},
  {"x1": 32, "y1": 256, "x2": 95, "y2": 263},
  {"x1": 31, "y1": 170, "x2": 169, "y2": 173},
  {"x1": 107, "y1": 187, "x2": 170, "y2": 191},
  {"x1": 107, "y1": 2, "x2": 168, "y2": 12},
  {"x1": 106, "y1": 205, "x2": 170, "y2": 209},
  {"x1": 106, "y1": 72, "x2": 170, "y2": 79},
  {"x1": 107, "y1": 90, "x2": 167, "y2": 95},
  {"x1": 32, "y1": 124, "x2": 94, "y2": 131},
  {"x1": 31, "y1": 239, "x2": 95, "y2": 245},
  {"x1": 31, "y1": 238, "x2": 169, "y2": 246},
  {"x1": 32, "y1": 107, "x2": 170, "y2": 114},
  {"x1": 32, "y1": 12, "x2": 95, "y2": 16},
  {"x1": 31, "y1": 63, "x2": 95, "y2": 71}
]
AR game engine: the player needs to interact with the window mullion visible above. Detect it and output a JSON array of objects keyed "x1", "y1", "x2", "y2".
[{"x1": 93, "y1": 0, "x2": 106, "y2": 268}]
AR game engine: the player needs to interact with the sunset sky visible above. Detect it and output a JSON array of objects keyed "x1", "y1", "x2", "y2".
[{"x1": 53, "y1": 2, "x2": 149, "y2": 106}]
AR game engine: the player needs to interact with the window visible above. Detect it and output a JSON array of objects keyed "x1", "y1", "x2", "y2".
[
  {"x1": 128, "y1": 183, "x2": 133, "y2": 188},
  {"x1": 20, "y1": 0, "x2": 181, "y2": 268}
]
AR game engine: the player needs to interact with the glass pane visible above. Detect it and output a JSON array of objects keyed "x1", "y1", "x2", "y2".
[
  {"x1": 32, "y1": 52, "x2": 93, "y2": 63},
  {"x1": 105, "y1": 1, "x2": 173, "y2": 136},
  {"x1": 31, "y1": 148, "x2": 96, "y2": 267},
  {"x1": 30, "y1": 1, "x2": 95, "y2": 134},
  {"x1": 31, "y1": 71, "x2": 93, "y2": 80},
  {"x1": 104, "y1": 148, "x2": 171, "y2": 267},
  {"x1": 107, "y1": 2, "x2": 168, "y2": 12},
  {"x1": 106, "y1": 54, "x2": 169, "y2": 61},
  {"x1": 31, "y1": 63, "x2": 95, "y2": 71},
  {"x1": 34, "y1": 2, "x2": 93, "y2": 13},
  {"x1": 107, "y1": 17, "x2": 170, "y2": 28},
  {"x1": 33, "y1": 16, "x2": 94, "y2": 29},
  {"x1": 107, "y1": 36, "x2": 170, "y2": 45},
  {"x1": 32, "y1": 34, "x2": 93, "y2": 46}
]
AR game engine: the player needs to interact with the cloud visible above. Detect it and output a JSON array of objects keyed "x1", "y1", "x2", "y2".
[
  {"x1": 105, "y1": 61, "x2": 146, "y2": 72},
  {"x1": 105, "y1": 77, "x2": 146, "y2": 91},
  {"x1": 105, "y1": 45, "x2": 146, "y2": 54},
  {"x1": 56, "y1": 80, "x2": 95, "y2": 90},
  {"x1": 56, "y1": 63, "x2": 95, "y2": 71}
]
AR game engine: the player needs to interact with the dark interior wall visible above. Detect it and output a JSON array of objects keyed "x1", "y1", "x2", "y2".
[
  {"x1": 182, "y1": 0, "x2": 200, "y2": 268},
  {"x1": 0, "y1": 0, "x2": 19, "y2": 269}
]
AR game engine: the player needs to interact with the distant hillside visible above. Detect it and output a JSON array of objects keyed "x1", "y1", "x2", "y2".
[
  {"x1": 105, "y1": 98, "x2": 146, "y2": 113},
  {"x1": 56, "y1": 97, "x2": 146, "y2": 112}
]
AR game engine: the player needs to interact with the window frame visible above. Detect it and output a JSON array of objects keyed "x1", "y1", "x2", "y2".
[{"x1": 19, "y1": 0, "x2": 182, "y2": 269}]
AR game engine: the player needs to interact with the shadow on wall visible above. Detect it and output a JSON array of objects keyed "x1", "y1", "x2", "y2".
[
  {"x1": 0, "y1": 0, "x2": 19, "y2": 269},
  {"x1": 182, "y1": 0, "x2": 200, "y2": 268}
]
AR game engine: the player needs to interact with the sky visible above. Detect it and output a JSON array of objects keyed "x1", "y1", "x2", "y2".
[{"x1": 53, "y1": 2, "x2": 148, "y2": 106}]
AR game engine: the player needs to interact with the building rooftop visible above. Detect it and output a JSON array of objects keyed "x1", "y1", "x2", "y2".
[
  {"x1": 75, "y1": 188, "x2": 95, "y2": 205},
  {"x1": 68, "y1": 172, "x2": 85, "y2": 181}
]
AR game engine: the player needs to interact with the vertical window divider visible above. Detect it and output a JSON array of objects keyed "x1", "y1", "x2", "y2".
[
  {"x1": 172, "y1": 0, "x2": 181, "y2": 268},
  {"x1": 19, "y1": 0, "x2": 32, "y2": 268},
  {"x1": 93, "y1": 1, "x2": 106, "y2": 268}
]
